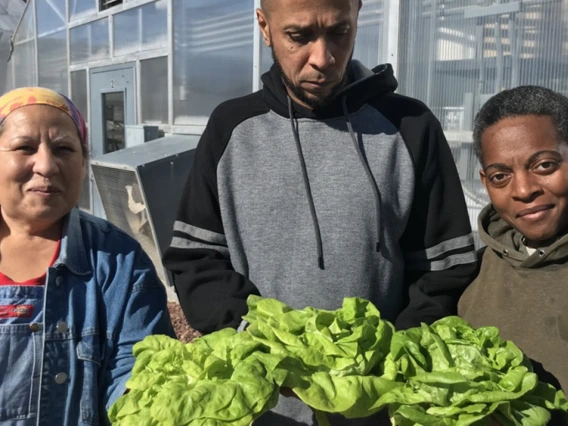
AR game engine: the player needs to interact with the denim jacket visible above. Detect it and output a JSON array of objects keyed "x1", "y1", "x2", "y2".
[{"x1": 0, "y1": 209, "x2": 175, "y2": 426}]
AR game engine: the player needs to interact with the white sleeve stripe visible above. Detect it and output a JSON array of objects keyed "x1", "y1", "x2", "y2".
[
  {"x1": 173, "y1": 221, "x2": 227, "y2": 245},
  {"x1": 405, "y1": 234, "x2": 475, "y2": 261},
  {"x1": 170, "y1": 237, "x2": 230, "y2": 257},
  {"x1": 237, "y1": 320, "x2": 249, "y2": 332},
  {"x1": 407, "y1": 252, "x2": 477, "y2": 272}
]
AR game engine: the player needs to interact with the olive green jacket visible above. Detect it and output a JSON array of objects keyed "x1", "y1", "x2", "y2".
[{"x1": 459, "y1": 204, "x2": 568, "y2": 392}]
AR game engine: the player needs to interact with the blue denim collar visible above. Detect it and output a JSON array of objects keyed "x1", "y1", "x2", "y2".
[{"x1": 54, "y1": 209, "x2": 91, "y2": 275}]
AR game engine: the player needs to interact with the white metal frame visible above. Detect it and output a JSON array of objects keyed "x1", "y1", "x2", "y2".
[
  {"x1": 68, "y1": 0, "x2": 157, "y2": 28},
  {"x1": 382, "y1": 0, "x2": 400, "y2": 75},
  {"x1": 10, "y1": 0, "x2": 393, "y2": 137},
  {"x1": 167, "y1": 0, "x2": 173, "y2": 127},
  {"x1": 32, "y1": 0, "x2": 39, "y2": 86},
  {"x1": 252, "y1": 0, "x2": 261, "y2": 92}
]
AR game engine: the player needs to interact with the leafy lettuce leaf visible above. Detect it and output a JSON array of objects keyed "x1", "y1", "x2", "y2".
[
  {"x1": 243, "y1": 295, "x2": 399, "y2": 419},
  {"x1": 381, "y1": 316, "x2": 568, "y2": 426},
  {"x1": 108, "y1": 330, "x2": 284, "y2": 426}
]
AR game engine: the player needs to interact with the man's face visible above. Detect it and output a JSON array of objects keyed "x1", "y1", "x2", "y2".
[
  {"x1": 257, "y1": 0, "x2": 361, "y2": 109},
  {"x1": 480, "y1": 115, "x2": 568, "y2": 247}
]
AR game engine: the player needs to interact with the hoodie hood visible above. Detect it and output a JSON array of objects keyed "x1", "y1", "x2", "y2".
[
  {"x1": 478, "y1": 204, "x2": 568, "y2": 268},
  {"x1": 261, "y1": 60, "x2": 398, "y2": 119}
]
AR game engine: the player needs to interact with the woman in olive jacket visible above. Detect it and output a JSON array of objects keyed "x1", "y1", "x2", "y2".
[{"x1": 458, "y1": 86, "x2": 568, "y2": 402}]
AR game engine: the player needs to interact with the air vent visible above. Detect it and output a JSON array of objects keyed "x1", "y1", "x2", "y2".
[
  {"x1": 90, "y1": 135, "x2": 199, "y2": 287},
  {"x1": 100, "y1": 0, "x2": 122, "y2": 11}
]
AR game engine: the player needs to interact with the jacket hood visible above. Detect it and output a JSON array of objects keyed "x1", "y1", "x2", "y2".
[
  {"x1": 478, "y1": 204, "x2": 568, "y2": 268},
  {"x1": 261, "y1": 60, "x2": 398, "y2": 119}
]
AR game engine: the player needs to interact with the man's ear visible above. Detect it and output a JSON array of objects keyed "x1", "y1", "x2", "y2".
[{"x1": 256, "y1": 8, "x2": 271, "y2": 47}]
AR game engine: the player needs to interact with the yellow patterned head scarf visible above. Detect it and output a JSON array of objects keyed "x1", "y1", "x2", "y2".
[{"x1": 0, "y1": 87, "x2": 88, "y2": 150}]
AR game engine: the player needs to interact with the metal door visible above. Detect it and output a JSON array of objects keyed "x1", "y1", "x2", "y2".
[{"x1": 89, "y1": 63, "x2": 136, "y2": 218}]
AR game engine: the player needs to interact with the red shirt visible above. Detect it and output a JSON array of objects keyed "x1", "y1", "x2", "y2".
[{"x1": 0, "y1": 240, "x2": 61, "y2": 286}]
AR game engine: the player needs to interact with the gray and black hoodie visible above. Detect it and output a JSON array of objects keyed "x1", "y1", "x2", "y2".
[{"x1": 163, "y1": 61, "x2": 477, "y2": 423}]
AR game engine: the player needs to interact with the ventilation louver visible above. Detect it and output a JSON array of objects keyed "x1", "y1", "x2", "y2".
[{"x1": 90, "y1": 135, "x2": 199, "y2": 288}]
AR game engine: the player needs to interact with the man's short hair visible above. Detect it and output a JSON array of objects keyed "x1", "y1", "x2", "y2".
[{"x1": 473, "y1": 86, "x2": 568, "y2": 163}]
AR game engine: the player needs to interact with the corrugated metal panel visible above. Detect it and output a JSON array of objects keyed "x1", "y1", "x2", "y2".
[{"x1": 397, "y1": 0, "x2": 568, "y2": 244}]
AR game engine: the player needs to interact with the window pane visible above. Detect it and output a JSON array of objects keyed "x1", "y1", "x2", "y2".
[
  {"x1": 103, "y1": 92, "x2": 126, "y2": 153},
  {"x1": 113, "y1": 7, "x2": 138, "y2": 56},
  {"x1": 142, "y1": 0, "x2": 168, "y2": 49},
  {"x1": 173, "y1": 0, "x2": 254, "y2": 124},
  {"x1": 13, "y1": 1, "x2": 35, "y2": 43},
  {"x1": 71, "y1": 70, "x2": 91, "y2": 213},
  {"x1": 78, "y1": 162, "x2": 92, "y2": 212},
  {"x1": 71, "y1": 70, "x2": 88, "y2": 120},
  {"x1": 70, "y1": 18, "x2": 110, "y2": 64},
  {"x1": 260, "y1": 40, "x2": 272, "y2": 75},
  {"x1": 37, "y1": 0, "x2": 66, "y2": 36},
  {"x1": 353, "y1": 0, "x2": 383, "y2": 69},
  {"x1": 38, "y1": 30, "x2": 68, "y2": 95},
  {"x1": 140, "y1": 56, "x2": 168, "y2": 124},
  {"x1": 5, "y1": 57, "x2": 14, "y2": 92},
  {"x1": 69, "y1": 0, "x2": 97, "y2": 21},
  {"x1": 70, "y1": 24, "x2": 88, "y2": 64},
  {"x1": 13, "y1": 40, "x2": 36, "y2": 87},
  {"x1": 113, "y1": 0, "x2": 167, "y2": 56}
]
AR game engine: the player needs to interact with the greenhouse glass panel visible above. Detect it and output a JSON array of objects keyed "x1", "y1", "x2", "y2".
[
  {"x1": 140, "y1": 56, "x2": 168, "y2": 124},
  {"x1": 69, "y1": 0, "x2": 97, "y2": 21},
  {"x1": 113, "y1": 0, "x2": 168, "y2": 56},
  {"x1": 70, "y1": 24, "x2": 89, "y2": 64},
  {"x1": 260, "y1": 40, "x2": 272, "y2": 76},
  {"x1": 353, "y1": 0, "x2": 383, "y2": 69},
  {"x1": 13, "y1": 1, "x2": 35, "y2": 43},
  {"x1": 70, "y1": 18, "x2": 110, "y2": 64},
  {"x1": 398, "y1": 0, "x2": 568, "y2": 247},
  {"x1": 71, "y1": 70, "x2": 88, "y2": 120},
  {"x1": 71, "y1": 69, "x2": 91, "y2": 212},
  {"x1": 13, "y1": 40, "x2": 36, "y2": 88},
  {"x1": 173, "y1": 0, "x2": 254, "y2": 125},
  {"x1": 5, "y1": 59, "x2": 14, "y2": 92},
  {"x1": 38, "y1": 30, "x2": 68, "y2": 95},
  {"x1": 37, "y1": 0, "x2": 66, "y2": 36}
]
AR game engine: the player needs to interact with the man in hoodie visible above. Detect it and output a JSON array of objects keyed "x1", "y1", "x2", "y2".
[
  {"x1": 164, "y1": 0, "x2": 477, "y2": 423},
  {"x1": 459, "y1": 86, "x2": 568, "y2": 400}
]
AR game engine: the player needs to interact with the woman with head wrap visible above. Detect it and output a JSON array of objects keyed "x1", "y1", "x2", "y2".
[{"x1": 0, "y1": 87, "x2": 174, "y2": 426}]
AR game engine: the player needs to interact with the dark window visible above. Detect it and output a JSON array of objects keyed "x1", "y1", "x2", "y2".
[{"x1": 100, "y1": 0, "x2": 122, "y2": 11}]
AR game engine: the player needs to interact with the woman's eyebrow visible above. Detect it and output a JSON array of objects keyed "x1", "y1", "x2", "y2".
[
  {"x1": 524, "y1": 150, "x2": 562, "y2": 167},
  {"x1": 483, "y1": 162, "x2": 511, "y2": 173}
]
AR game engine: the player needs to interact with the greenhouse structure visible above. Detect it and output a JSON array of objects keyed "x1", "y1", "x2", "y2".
[{"x1": 7, "y1": 0, "x2": 568, "y2": 246}]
